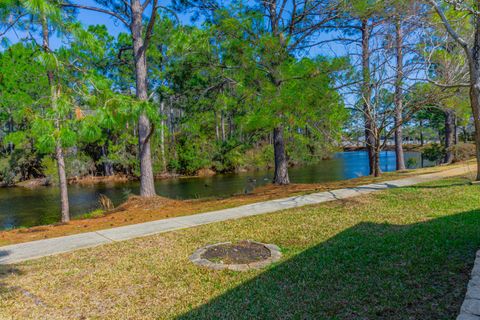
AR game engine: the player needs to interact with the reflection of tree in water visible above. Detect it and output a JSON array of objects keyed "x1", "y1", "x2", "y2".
[{"x1": 244, "y1": 178, "x2": 257, "y2": 194}]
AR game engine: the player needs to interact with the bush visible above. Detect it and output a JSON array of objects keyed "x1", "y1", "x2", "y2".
[
  {"x1": 170, "y1": 135, "x2": 212, "y2": 175},
  {"x1": 0, "y1": 146, "x2": 43, "y2": 184},
  {"x1": 422, "y1": 143, "x2": 445, "y2": 164},
  {"x1": 0, "y1": 157, "x2": 17, "y2": 185},
  {"x1": 212, "y1": 139, "x2": 249, "y2": 172},
  {"x1": 42, "y1": 157, "x2": 59, "y2": 184},
  {"x1": 406, "y1": 157, "x2": 417, "y2": 169},
  {"x1": 449, "y1": 143, "x2": 476, "y2": 162},
  {"x1": 66, "y1": 152, "x2": 96, "y2": 178},
  {"x1": 242, "y1": 144, "x2": 273, "y2": 170}
]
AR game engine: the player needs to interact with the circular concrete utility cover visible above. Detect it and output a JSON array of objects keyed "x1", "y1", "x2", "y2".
[{"x1": 189, "y1": 240, "x2": 282, "y2": 271}]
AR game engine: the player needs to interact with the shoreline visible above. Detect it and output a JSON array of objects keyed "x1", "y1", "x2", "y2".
[
  {"x1": 1, "y1": 147, "x2": 428, "y2": 189},
  {"x1": 0, "y1": 160, "x2": 474, "y2": 247},
  {"x1": 342, "y1": 144, "x2": 424, "y2": 152},
  {"x1": 2, "y1": 166, "x2": 269, "y2": 189}
]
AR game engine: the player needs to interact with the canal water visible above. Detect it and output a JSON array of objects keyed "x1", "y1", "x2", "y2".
[{"x1": 0, "y1": 151, "x2": 431, "y2": 230}]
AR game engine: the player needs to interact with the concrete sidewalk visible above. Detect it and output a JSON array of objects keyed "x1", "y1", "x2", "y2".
[{"x1": 0, "y1": 166, "x2": 471, "y2": 265}]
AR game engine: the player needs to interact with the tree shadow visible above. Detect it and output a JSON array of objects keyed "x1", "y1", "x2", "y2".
[
  {"x1": 0, "y1": 250, "x2": 21, "y2": 293},
  {"x1": 178, "y1": 210, "x2": 480, "y2": 320},
  {"x1": 0, "y1": 251, "x2": 44, "y2": 307},
  {"x1": 406, "y1": 178, "x2": 472, "y2": 190}
]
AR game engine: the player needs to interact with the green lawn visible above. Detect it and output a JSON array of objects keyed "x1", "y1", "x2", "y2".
[{"x1": 1, "y1": 177, "x2": 479, "y2": 319}]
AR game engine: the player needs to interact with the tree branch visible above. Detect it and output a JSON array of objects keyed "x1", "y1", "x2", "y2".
[
  {"x1": 427, "y1": 0, "x2": 470, "y2": 52},
  {"x1": 60, "y1": 3, "x2": 130, "y2": 27}
]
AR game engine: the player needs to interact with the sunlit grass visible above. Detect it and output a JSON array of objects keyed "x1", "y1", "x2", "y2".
[{"x1": 72, "y1": 209, "x2": 105, "y2": 220}]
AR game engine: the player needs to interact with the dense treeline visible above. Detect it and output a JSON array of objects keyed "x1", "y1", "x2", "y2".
[{"x1": 0, "y1": 0, "x2": 479, "y2": 221}]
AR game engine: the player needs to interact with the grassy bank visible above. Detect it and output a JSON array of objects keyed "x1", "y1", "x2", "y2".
[
  {"x1": 1, "y1": 177, "x2": 479, "y2": 319},
  {"x1": 0, "y1": 161, "x2": 474, "y2": 246}
]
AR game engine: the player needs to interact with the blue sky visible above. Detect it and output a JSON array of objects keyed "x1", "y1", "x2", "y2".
[
  {"x1": 3, "y1": 0, "x2": 346, "y2": 56},
  {"x1": 4, "y1": 0, "x2": 195, "y2": 49}
]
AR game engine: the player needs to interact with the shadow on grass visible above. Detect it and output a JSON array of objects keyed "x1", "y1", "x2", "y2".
[
  {"x1": 0, "y1": 250, "x2": 21, "y2": 293},
  {"x1": 178, "y1": 210, "x2": 480, "y2": 320},
  {"x1": 409, "y1": 178, "x2": 473, "y2": 190},
  {"x1": 0, "y1": 251, "x2": 45, "y2": 307}
]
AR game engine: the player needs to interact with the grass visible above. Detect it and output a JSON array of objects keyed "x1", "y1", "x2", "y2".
[
  {"x1": 72, "y1": 209, "x2": 105, "y2": 220},
  {"x1": 0, "y1": 177, "x2": 479, "y2": 319},
  {"x1": 0, "y1": 161, "x2": 474, "y2": 246}
]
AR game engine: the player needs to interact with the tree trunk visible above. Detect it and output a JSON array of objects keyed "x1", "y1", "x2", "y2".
[
  {"x1": 444, "y1": 109, "x2": 455, "y2": 164},
  {"x1": 221, "y1": 111, "x2": 226, "y2": 141},
  {"x1": 361, "y1": 19, "x2": 375, "y2": 175},
  {"x1": 160, "y1": 101, "x2": 166, "y2": 173},
  {"x1": 372, "y1": 147, "x2": 381, "y2": 177},
  {"x1": 469, "y1": 82, "x2": 480, "y2": 180},
  {"x1": 454, "y1": 114, "x2": 458, "y2": 145},
  {"x1": 7, "y1": 117, "x2": 14, "y2": 153},
  {"x1": 394, "y1": 19, "x2": 406, "y2": 170},
  {"x1": 467, "y1": 15, "x2": 480, "y2": 179},
  {"x1": 228, "y1": 113, "x2": 234, "y2": 138},
  {"x1": 56, "y1": 143, "x2": 70, "y2": 222},
  {"x1": 273, "y1": 126, "x2": 290, "y2": 185},
  {"x1": 42, "y1": 14, "x2": 69, "y2": 222},
  {"x1": 419, "y1": 119, "x2": 424, "y2": 146},
  {"x1": 102, "y1": 144, "x2": 114, "y2": 176},
  {"x1": 131, "y1": 2, "x2": 156, "y2": 196},
  {"x1": 214, "y1": 111, "x2": 219, "y2": 141}
]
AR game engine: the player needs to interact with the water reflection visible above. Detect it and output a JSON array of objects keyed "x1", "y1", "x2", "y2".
[{"x1": 0, "y1": 151, "x2": 432, "y2": 229}]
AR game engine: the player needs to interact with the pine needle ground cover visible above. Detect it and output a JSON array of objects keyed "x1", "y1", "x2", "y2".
[{"x1": 1, "y1": 178, "x2": 479, "y2": 319}]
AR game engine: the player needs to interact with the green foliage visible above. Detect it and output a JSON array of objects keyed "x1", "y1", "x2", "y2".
[
  {"x1": 423, "y1": 143, "x2": 445, "y2": 163},
  {"x1": 73, "y1": 209, "x2": 104, "y2": 220},
  {"x1": 107, "y1": 132, "x2": 138, "y2": 174},
  {"x1": 242, "y1": 144, "x2": 274, "y2": 170},
  {"x1": 157, "y1": 9, "x2": 346, "y2": 175},
  {"x1": 42, "y1": 157, "x2": 58, "y2": 184},
  {"x1": 66, "y1": 152, "x2": 95, "y2": 177},
  {"x1": 406, "y1": 157, "x2": 417, "y2": 169},
  {"x1": 169, "y1": 134, "x2": 212, "y2": 175},
  {"x1": 0, "y1": 158, "x2": 15, "y2": 185}
]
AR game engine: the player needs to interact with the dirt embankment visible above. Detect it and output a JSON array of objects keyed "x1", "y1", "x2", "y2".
[
  {"x1": 15, "y1": 178, "x2": 51, "y2": 188},
  {"x1": 68, "y1": 175, "x2": 133, "y2": 185},
  {"x1": 8, "y1": 168, "x2": 219, "y2": 189}
]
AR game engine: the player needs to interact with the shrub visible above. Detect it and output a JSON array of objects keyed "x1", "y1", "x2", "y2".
[
  {"x1": 0, "y1": 146, "x2": 43, "y2": 184},
  {"x1": 406, "y1": 157, "x2": 417, "y2": 169},
  {"x1": 242, "y1": 144, "x2": 273, "y2": 170},
  {"x1": 0, "y1": 158, "x2": 17, "y2": 186},
  {"x1": 212, "y1": 139, "x2": 248, "y2": 172},
  {"x1": 42, "y1": 157, "x2": 59, "y2": 184},
  {"x1": 170, "y1": 134, "x2": 212, "y2": 175},
  {"x1": 66, "y1": 152, "x2": 96, "y2": 178},
  {"x1": 449, "y1": 143, "x2": 476, "y2": 162},
  {"x1": 422, "y1": 143, "x2": 445, "y2": 164}
]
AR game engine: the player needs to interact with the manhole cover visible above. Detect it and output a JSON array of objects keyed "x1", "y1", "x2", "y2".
[{"x1": 190, "y1": 240, "x2": 282, "y2": 271}]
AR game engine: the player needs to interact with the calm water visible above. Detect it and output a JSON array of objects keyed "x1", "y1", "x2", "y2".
[{"x1": 0, "y1": 151, "x2": 431, "y2": 230}]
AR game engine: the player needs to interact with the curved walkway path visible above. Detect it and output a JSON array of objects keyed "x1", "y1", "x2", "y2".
[{"x1": 0, "y1": 166, "x2": 471, "y2": 265}]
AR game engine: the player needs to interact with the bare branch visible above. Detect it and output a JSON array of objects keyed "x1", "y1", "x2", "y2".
[
  {"x1": 60, "y1": 3, "x2": 130, "y2": 27},
  {"x1": 426, "y1": 0, "x2": 470, "y2": 52}
]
